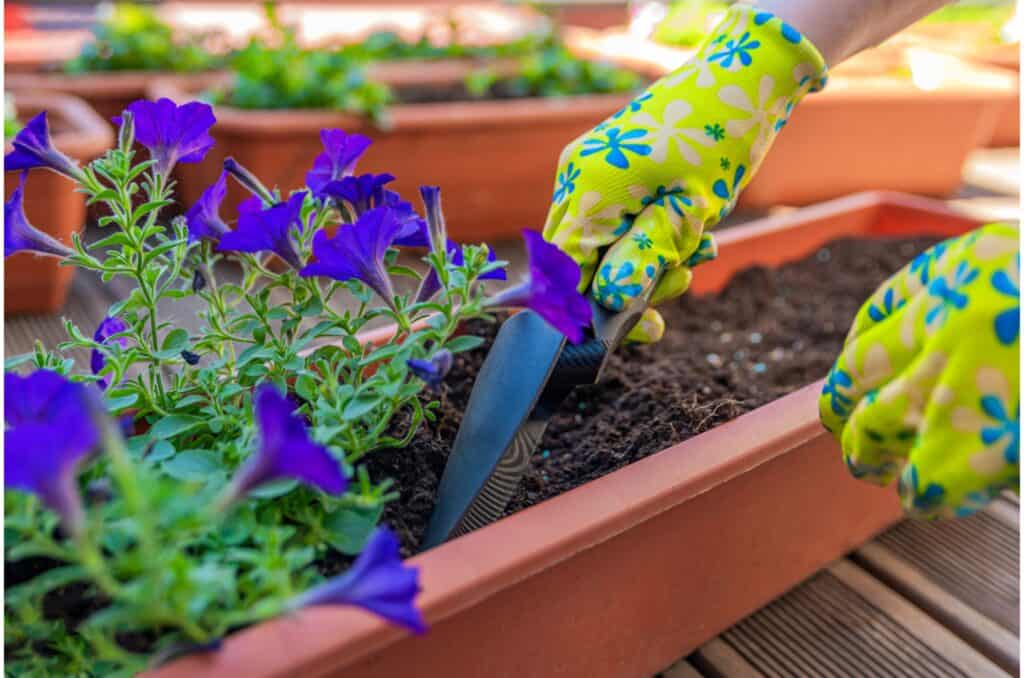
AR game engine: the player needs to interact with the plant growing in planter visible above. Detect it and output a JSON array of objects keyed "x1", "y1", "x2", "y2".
[
  {"x1": 7, "y1": 3, "x2": 226, "y2": 124},
  {"x1": 3, "y1": 98, "x2": 591, "y2": 674},
  {"x1": 462, "y1": 38, "x2": 643, "y2": 99}
]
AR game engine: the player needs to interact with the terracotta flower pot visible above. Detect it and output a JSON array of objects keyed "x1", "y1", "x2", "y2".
[
  {"x1": 567, "y1": 29, "x2": 1016, "y2": 206},
  {"x1": 150, "y1": 191, "x2": 983, "y2": 678},
  {"x1": 149, "y1": 75, "x2": 633, "y2": 242},
  {"x1": 4, "y1": 92, "x2": 113, "y2": 314}
]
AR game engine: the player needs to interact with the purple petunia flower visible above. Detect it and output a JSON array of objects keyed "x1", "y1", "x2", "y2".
[
  {"x1": 5, "y1": 370, "x2": 102, "y2": 535},
  {"x1": 485, "y1": 230, "x2": 592, "y2": 344},
  {"x1": 218, "y1": 191, "x2": 307, "y2": 269},
  {"x1": 185, "y1": 170, "x2": 230, "y2": 244},
  {"x1": 300, "y1": 206, "x2": 403, "y2": 308},
  {"x1": 4, "y1": 172, "x2": 73, "y2": 258},
  {"x1": 322, "y1": 173, "x2": 396, "y2": 215},
  {"x1": 4, "y1": 111, "x2": 83, "y2": 180},
  {"x1": 221, "y1": 384, "x2": 348, "y2": 506},
  {"x1": 306, "y1": 129, "x2": 373, "y2": 197},
  {"x1": 114, "y1": 98, "x2": 215, "y2": 176},
  {"x1": 91, "y1": 316, "x2": 129, "y2": 390},
  {"x1": 407, "y1": 349, "x2": 454, "y2": 391},
  {"x1": 224, "y1": 157, "x2": 275, "y2": 205},
  {"x1": 288, "y1": 527, "x2": 425, "y2": 634}
]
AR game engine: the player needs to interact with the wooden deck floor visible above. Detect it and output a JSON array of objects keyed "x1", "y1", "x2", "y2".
[{"x1": 4, "y1": 149, "x2": 1020, "y2": 676}]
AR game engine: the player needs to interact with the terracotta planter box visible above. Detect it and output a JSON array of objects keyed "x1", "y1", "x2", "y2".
[
  {"x1": 567, "y1": 29, "x2": 1016, "y2": 207},
  {"x1": 151, "y1": 191, "x2": 982, "y2": 678},
  {"x1": 150, "y1": 77, "x2": 633, "y2": 242},
  {"x1": 4, "y1": 92, "x2": 113, "y2": 314}
]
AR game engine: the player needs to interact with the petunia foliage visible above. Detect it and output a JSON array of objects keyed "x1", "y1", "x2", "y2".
[{"x1": 3, "y1": 97, "x2": 587, "y2": 675}]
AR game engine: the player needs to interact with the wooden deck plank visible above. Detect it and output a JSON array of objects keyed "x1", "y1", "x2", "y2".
[
  {"x1": 872, "y1": 512, "x2": 1020, "y2": 634},
  {"x1": 853, "y1": 541, "x2": 1019, "y2": 673},
  {"x1": 827, "y1": 560, "x2": 1010, "y2": 676},
  {"x1": 690, "y1": 638, "x2": 764, "y2": 678},
  {"x1": 712, "y1": 559, "x2": 1014, "y2": 677},
  {"x1": 659, "y1": 659, "x2": 705, "y2": 678}
]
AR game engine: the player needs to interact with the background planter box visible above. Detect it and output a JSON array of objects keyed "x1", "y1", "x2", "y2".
[
  {"x1": 567, "y1": 28, "x2": 1016, "y2": 207},
  {"x1": 151, "y1": 77, "x2": 632, "y2": 241},
  {"x1": 5, "y1": 91, "x2": 113, "y2": 314},
  {"x1": 152, "y1": 191, "x2": 983, "y2": 678},
  {"x1": 6, "y1": 71, "x2": 228, "y2": 128}
]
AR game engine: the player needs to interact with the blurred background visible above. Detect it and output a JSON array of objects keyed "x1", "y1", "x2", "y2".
[{"x1": 3, "y1": 0, "x2": 1020, "y2": 337}]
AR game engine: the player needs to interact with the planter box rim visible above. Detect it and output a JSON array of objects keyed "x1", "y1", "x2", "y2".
[
  {"x1": 6, "y1": 70, "x2": 229, "y2": 102},
  {"x1": 149, "y1": 189, "x2": 979, "y2": 678}
]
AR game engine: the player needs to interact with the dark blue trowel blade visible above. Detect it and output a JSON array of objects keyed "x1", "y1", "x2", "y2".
[{"x1": 421, "y1": 310, "x2": 565, "y2": 549}]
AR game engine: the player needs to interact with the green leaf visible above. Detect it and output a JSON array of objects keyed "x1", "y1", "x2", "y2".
[
  {"x1": 161, "y1": 449, "x2": 221, "y2": 481},
  {"x1": 325, "y1": 502, "x2": 384, "y2": 555},
  {"x1": 5, "y1": 566, "x2": 87, "y2": 606},
  {"x1": 342, "y1": 394, "x2": 381, "y2": 420},
  {"x1": 147, "y1": 440, "x2": 175, "y2": 463},
  {"x1": 294, "y1": 375, "x2": 318, "y2": 402},
  {"x1": 4, "y1": 353, "x2": 34, "y2": 369},
  {"x1": 150, "y1": 414, "x2": 204, "y2": 439},
  {"x1": 445, "y1": 335, "x2": 485, "y2": 353},
  {"x1": 161, "y1": 328, "x2": 190, "y2": 353},
  {"x1": 248, "y1": 478, "x2": 298, "y2": 499},
  {"x1": 105, "y1": 392, "x2": 139, "y2": 411}
]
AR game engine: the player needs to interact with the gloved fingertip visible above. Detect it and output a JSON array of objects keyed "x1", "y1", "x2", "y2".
[
  {"x1": 624, "y1": 308, "x2": 665, "y2": 344},
  {"x1": 685, "y1": 233, "x2": 718, "y2": 267},
  {"x1": 650, "y1": 265, "x2": 692, "y2": 307}
]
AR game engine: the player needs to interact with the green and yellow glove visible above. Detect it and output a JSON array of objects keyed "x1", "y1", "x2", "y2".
[
  {"x1": 543, "y1": 5, "x2": 828, "y2": 342},
  {"x1": 820, "y1": 223, "x2": 1020, "y2": 519}
]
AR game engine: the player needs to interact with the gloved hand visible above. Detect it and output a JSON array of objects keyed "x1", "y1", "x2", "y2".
[
  {"x1": 820, "y1": 223, "x2": 1020, "y2": 519},
  {"x1": 544, "y1": 5, "x2": 827, "y2": 342}
]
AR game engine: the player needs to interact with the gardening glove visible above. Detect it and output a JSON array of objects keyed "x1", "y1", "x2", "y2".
[
  {"x1": 544, "y1": 5, "x2": 828, "y2": 342},
  {"x1": 820, "y1": 223, "x2": 1020, "y2": 519}
]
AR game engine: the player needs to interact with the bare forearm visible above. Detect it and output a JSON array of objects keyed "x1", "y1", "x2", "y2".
[{"x1": 750, "y1": 0, "x2": 955, "y2": 65}]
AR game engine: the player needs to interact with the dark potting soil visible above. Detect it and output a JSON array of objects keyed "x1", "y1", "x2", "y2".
[{"x1": 368, "y1": 235, "x2": 942, "y2": 556}]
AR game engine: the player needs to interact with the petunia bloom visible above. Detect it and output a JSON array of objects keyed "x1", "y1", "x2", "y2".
[
  {"x1": 288, "y1": 527, "x2": 425, "y2": 634},
  {"x1": 223, "y1": 157, "x2": 275, "y2": 205},
  {"x1": 300, "y1": 206, "x2": 403, "y2": 308},
  {"x1": 220, "y1": 385, "x2": 348, "y2": 506},
  {"x1": 4, "y1": 370, "x2": 102, "y2": 535},
  {"x1": 485, "y1": 230, "x2": 592, "y2": 344},
  {"x1": 114, "y1": 98, "x2": 215, "y2": 176},
  {"x1": 322, "y1": 173, "x2": 396, "y2": 215},
  {"x1": 4, "y1": 111, "x2": 83, "y2": 180},
  {"x1": 184, "y1": 171, "x2": 230, "y2": 243},
  {"x1": 306, "y1": 129, "x2": 373, "y2": 197},
  {"x1": 407, "y1": 349, "x2": 453, "y2": 391},
  {"x1": 218, "y1": 191, "x2": 306, "y2": 269},
  {"x1": 4, "y1": 173, "x2": 73, "y2": 258},
  {"x1": 91, "y1": 316, "x2": 129, "y2": 390}
]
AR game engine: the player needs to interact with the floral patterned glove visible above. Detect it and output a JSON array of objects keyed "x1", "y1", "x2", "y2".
[
  {"x1": 544, "y1": 5, "x2": 827, "y2": 342},
  {"x1": 820, "y1": 223, "x2": 1020, "y2": 519}
]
